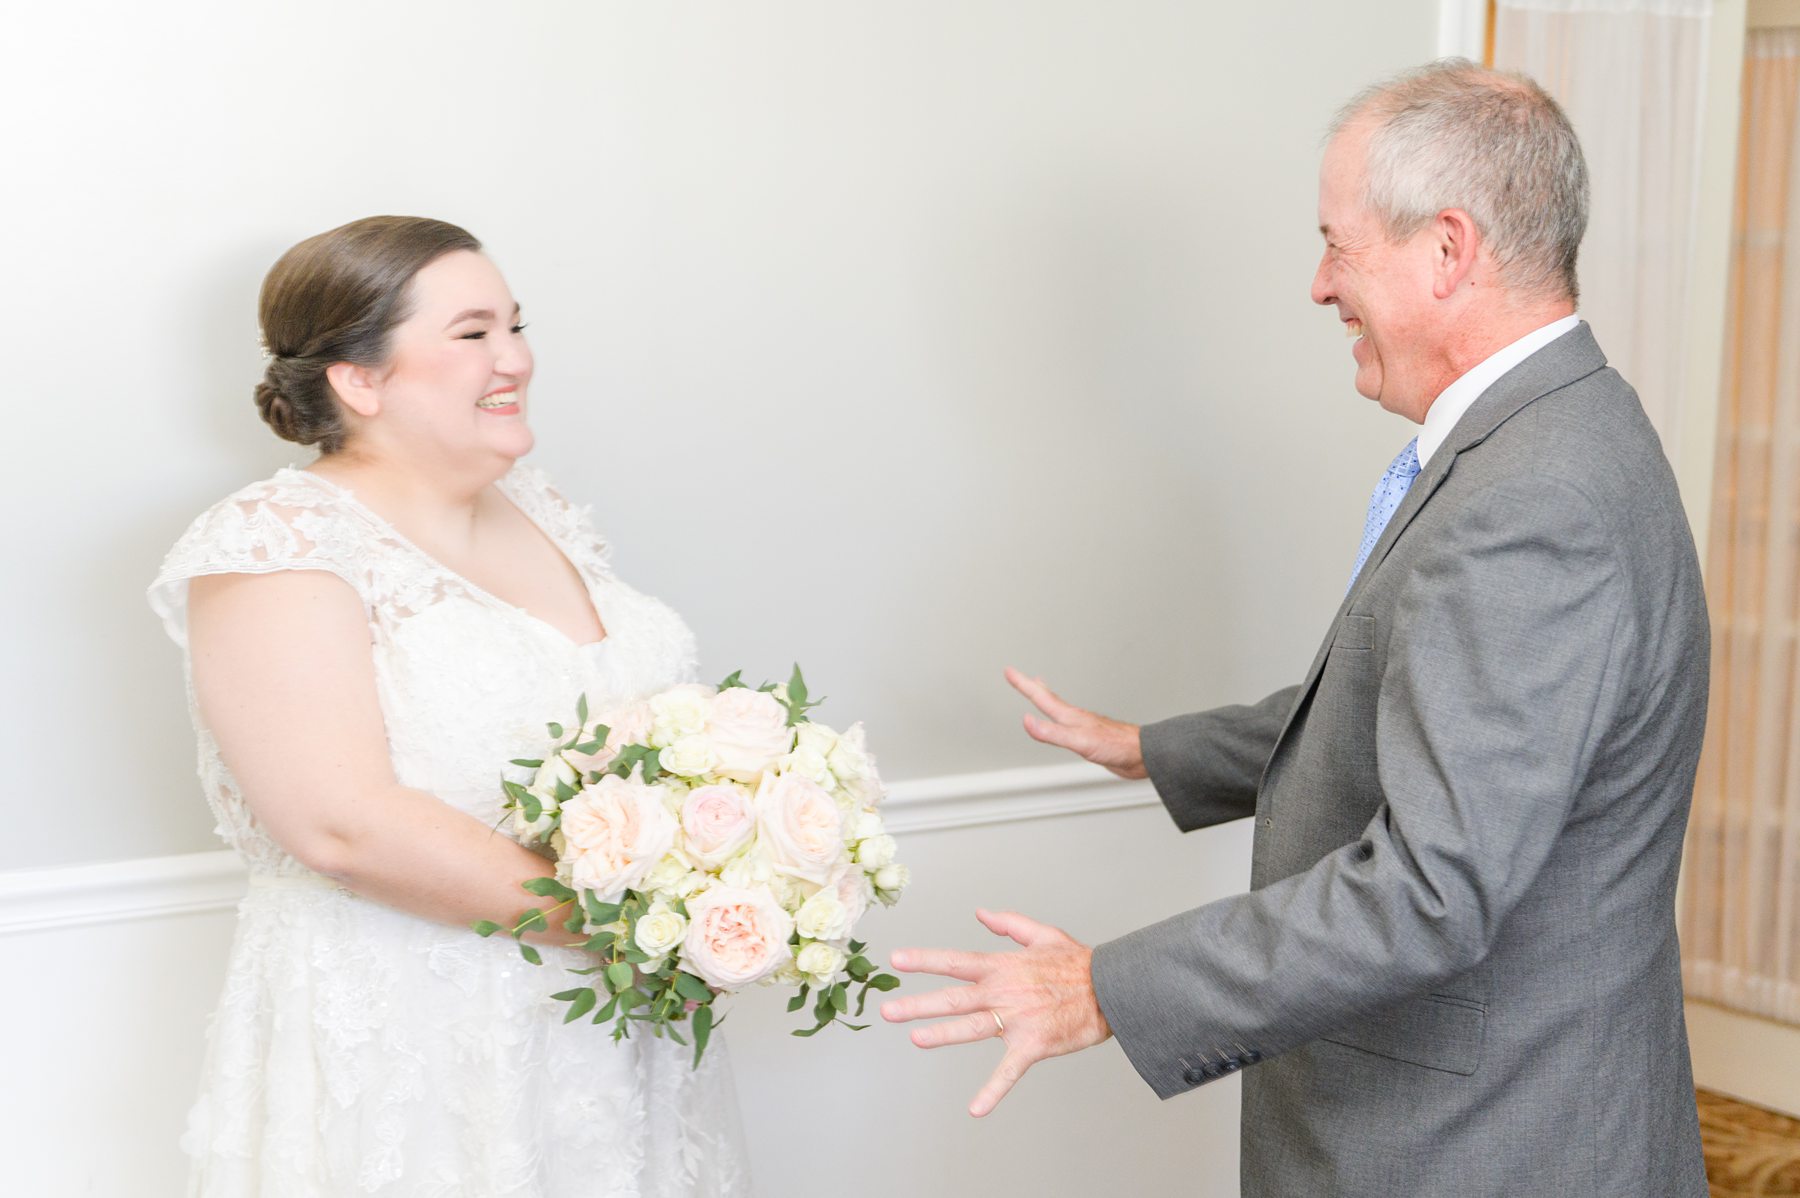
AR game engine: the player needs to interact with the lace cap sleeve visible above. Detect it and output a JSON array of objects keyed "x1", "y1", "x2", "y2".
[
  {"x1": 500, "y1": 464, "x2": 613, "y2": 578},
  {"x1": 148, "y1": 471, "x2": 370, "y2": 648}
]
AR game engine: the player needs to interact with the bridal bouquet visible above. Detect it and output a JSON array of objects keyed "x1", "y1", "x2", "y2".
[{"x1": 475, "y1": 667, "x2": 909, "y2": 1065}]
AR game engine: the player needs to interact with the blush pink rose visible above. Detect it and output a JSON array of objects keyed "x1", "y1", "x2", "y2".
[
  {"x1": 558, "y1": 775, "x2": 678, "y2": 901},
  {"x1": 565, "y1": 700, "x2": 655, "y2": 775},
  {"x1": 680, "y1": 784, "x2": 757, "y2": 868},
  {"x1": 754, "y1": 771, "x2": 847, "y2": 885},
  {"x1": 681, "y1": 885, "x2": 795, "y2": 989},
  {"x1": 705, "y1": 688, "x2": 794, "y2": 782}
]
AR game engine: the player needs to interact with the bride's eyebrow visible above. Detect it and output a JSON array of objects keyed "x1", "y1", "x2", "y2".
[{"x1": 442, "y1": 302, "x2": 522, "y2": 330}]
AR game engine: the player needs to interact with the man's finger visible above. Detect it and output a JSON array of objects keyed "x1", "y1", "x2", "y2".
[
  {"x1": 976, "y1": 907, "x2": 1052, "y2": 948},
  {"x1": 889, "y1": 947, "x2": 987, "y2": 981},
  {"x1": 880, "y1": 983, "x2": 986, "y2": 1024},
  {"x1": 970, "y1": 1046, "x2": 1036, "y2": 1118},
  {"x1": 1005, "y1": 667, "x2": 1080, "y2": 722},
  {"x1": 909, "y1": 1009, "x2": 1003, "y2": 1049},
  {"x1": 1022, "y1": 713, "x2": 1090, "y2": 754}
]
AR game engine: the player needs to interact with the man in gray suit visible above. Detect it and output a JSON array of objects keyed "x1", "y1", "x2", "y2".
[{"x1": 882, "y1": 60, "x2": 1710, "y2": 1196}]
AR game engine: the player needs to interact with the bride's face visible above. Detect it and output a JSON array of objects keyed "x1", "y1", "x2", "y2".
[{"x1": 366, "y1": 249, "x2": 535, "y2": 469}]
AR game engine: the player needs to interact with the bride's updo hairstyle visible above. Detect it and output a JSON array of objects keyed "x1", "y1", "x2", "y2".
[{"x1": 255, "y1": 215, "x2": 482, "y2": 453}]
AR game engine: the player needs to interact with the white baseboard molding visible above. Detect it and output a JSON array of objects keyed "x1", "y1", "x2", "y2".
[
  {"x1": 0, "y1": 762, "x2": 1156, "y2": 937},
  {"x1": 1687, "y1": 998, "x2": 1800, "y2": 1118}
]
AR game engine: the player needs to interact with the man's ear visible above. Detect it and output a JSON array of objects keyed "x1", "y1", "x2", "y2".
[
  {"x1": 1432, "y1": 208, "x2": 1481, "y2": 300},
  {"x1": 325, "y1": 361, "x2": 382, "y2": 419}
]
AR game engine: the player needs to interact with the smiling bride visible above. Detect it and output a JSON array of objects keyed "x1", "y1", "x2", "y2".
[{"x1": 148, "y1": 216, "x2": 753, "y2": 1197}]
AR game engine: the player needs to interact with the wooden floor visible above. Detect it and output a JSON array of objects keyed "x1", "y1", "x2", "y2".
[{"x1": 1702, "y1": 1089, "x2": 1800, "y2": 1196}]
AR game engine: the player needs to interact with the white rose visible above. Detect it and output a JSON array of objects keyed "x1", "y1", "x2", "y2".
[
  {"x1": 679, "y1": 784, "x2": 758, "y2": 869},
  {"x1": 855, "y1": 833, "x2": 898, "y2": 869},
  {"x1": 675, "y1": 870, "x2": 711, "y2": 899},
  {"x1": 794, "y1": 888, "x2": 850, "y2": 942},
  {"x1": 851, "y1": 811, "x2": 886, "y2": 843},
  {"x1": 634, "y1": 904, "x2": 688, "y2": 957},
  {"x1": 681, "y1": 885, "x2": 795, "y2": 990},
  {"x1": 512, "y1": 795, "x2": 558, "y2": 845},
  {"x1": 873, "y1": 862, "x2": 911, "y2": 906},
  {"x1": 794, "y1": 722, "x2": 838, "y2": 758},
  {"x1": 660, "y1": 735, "x2": 718, "y2": 779},
  {"x1": 780, "y1": 746, "x2": 834, "y2": 786},
  {"x1": 641, "y1": 852, "x2": 690, "y2": 897},
  {"x1": 795, "y1": 941, "x2": 847, "y2": 987},
  {"x1": 558, "y1": 774, "x2": 679, "y2": 902},
  {"x1": 649, "y1": 684, "x2": 714, "y2": 748},
  {"x1": 534, "y1": 754, "x2": 582, "y2": 795},
  {"x1": 754, "y1": 771, "x2": 847, "y2": 886},
  {"x1": 827, "y1": 723, "x2": 876, "y2": 786},
  {"x1": 719, "y1": 850, "x2": 773, "y2": 891},
  {"x1": 706, "y1": 688, "x2": 795, "y2": 782}
]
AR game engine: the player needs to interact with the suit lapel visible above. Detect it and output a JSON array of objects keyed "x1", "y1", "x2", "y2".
[{"x1": 1262, "y1": 323, "x2": 1611, "y2": 767}]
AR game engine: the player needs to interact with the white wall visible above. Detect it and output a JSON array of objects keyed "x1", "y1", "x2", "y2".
[{"x1": 0, "y1": 0, "x2": 1435, "y2": 871}]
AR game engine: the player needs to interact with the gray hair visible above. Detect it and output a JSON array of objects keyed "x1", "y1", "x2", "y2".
[{"x1": 1329, "y1": 58, "x2": 1589, "y2": 302}]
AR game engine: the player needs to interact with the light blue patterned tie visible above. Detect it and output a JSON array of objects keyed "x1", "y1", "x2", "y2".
[{"x1": 1348, "y1": 437, "x2": 1421, "y2": 591}]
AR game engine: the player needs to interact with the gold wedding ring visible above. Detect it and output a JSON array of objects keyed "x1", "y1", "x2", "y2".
[{"x1": 991, "y1": 1010, "x2": 1006, "y2": 1037}]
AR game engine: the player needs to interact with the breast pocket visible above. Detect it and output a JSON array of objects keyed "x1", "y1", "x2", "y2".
[{"x1": 1320, "y1": 992, "x2": 1487, "y2": 1076}]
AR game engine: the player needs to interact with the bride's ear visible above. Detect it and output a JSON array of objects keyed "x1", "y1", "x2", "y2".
[{"x1": 325, "y1": 361, "x2": 382, "y2": 419}]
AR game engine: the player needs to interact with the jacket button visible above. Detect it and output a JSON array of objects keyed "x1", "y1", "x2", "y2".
[
  {"x1": 1183, "y1": 1067, "x2": 1208, "y2": 1085},
  {"x1": 1220, "y1": 1058, "x2": 1241, "y2": 1073},
  {"x1": 1244, "y1": 1050, "x2": 1262, "y2": 1064},
  {"x1": 1261, "y1": 816, "x2": 1272, "y2": 828}
]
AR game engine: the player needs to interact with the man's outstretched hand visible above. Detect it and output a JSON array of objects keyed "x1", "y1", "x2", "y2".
[
  {"x1": 882, "y1": 908, "x2": 1113, "y2": 1118},
  {"x1": 1006, "y1": 667, "x2": 1147, "y2": 780}
]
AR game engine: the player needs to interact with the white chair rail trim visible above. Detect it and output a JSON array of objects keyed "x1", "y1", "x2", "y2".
[{"x1": 0, "y1": 763, "x2": 1157, "y2": 936}]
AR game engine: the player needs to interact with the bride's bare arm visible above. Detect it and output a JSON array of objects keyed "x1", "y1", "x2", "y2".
[{"x1": 188, "y1": 569, "x2": 581, "y2": 946}]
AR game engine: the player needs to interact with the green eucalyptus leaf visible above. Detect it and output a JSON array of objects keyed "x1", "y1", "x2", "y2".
[
  {"x1": 791, "y1": 1024, "x2": 825, "y2": 1038},
  {"x1": 673, "y1": 972, "x2": 712, "y2": 1003},
  {"x1": 583, "y1": 893, "x2": 622, "y2": 925},
  {"x1": 693, "y1": 1003, "x2": 714, "y2": 1067},
  {"x1": 547, "y1": 722, "x2": 564, "y2": 738},
  {"x1": 523, "y1": 877, "x2": 576, "y2": 902},
  {"x1": 508, "y1": 758, "x2": 544, "y2": 769},
  {"x1": 718, "y1": 670, "x2": 745, "y2": 690},
  {"x1": 605, "y1": 962, "x2": 635, "y2": 992},
  {"x1": 518, "y1": 943, "x2": 543, "y2": 966},
  {"x1": 471, "y1": 920, "x2": 502, "y2": 938},
  {"x1": 576, "y1": 694, "x2": 589, "y2": 725},
  {"x1": 868, "y1": 974, "x2": 901, "y2": 991},
  {"x1": 830, "y1": 984, "x2": 849, "y2": 1014},
  {"x1": 786, "y1": 984, "x2": 810, "y2": 1013},
  {"x1": 515, "y1": 908, "x2": 548, "y2": 935},
  {"x1": 563, "y1": 988, "x2": 597, "y2": 1024}
]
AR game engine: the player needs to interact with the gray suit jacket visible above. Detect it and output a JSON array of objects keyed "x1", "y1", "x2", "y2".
[{"x1": 1091, "y1": 324, "x2": 1710, "y2": 1197}]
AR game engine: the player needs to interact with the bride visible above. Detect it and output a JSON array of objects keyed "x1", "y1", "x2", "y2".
[{"x1": 148, "y1": 216, "x2": 754, "y2": 1197}]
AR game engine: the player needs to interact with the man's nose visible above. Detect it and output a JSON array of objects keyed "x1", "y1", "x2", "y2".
[{"x1": 1310, "y1": 253, "x2": 1335, "y2": 307}]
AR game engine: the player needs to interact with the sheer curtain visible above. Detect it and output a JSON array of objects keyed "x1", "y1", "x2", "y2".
[
  {"x1": 1680, "y1": 25, "x2": 1800, "y2": 1026},
  {"x1": 1493, "y1": 0, "x2": 1712, "y2": 469}
]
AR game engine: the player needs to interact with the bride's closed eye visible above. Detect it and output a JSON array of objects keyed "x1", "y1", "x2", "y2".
[{"x1": 458, "y1": 323, "x2": 528, "y2": 340}]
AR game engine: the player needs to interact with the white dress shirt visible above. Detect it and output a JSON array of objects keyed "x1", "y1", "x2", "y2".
[{"x1": 1415, "y1": 314, "x2": 1581, "y2": 470}]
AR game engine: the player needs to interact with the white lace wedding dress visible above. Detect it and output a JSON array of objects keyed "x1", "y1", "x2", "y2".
[{"x1": 149, "y1": 464, "x2": 754, "y2": 1198}]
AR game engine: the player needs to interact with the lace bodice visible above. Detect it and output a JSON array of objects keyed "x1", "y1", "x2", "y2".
[
  {"x1": 150, "y1": 464, "x2": 701, "y2": 875},
  {"x1": 148, "y1": 465, "x2": 749, "y2": 1198}
]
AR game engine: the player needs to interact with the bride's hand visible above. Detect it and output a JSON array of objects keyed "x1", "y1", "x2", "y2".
[{"x1": 1005, "y1": 667, "x2": 1147, "y2": 780}]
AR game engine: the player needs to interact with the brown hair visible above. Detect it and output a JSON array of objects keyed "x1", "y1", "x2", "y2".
[{"x1": 255, "y1": 216, "x2": 482, "y2": 453}]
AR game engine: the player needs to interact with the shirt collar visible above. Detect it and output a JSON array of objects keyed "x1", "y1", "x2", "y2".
[{"x1": 1415, "y1": 313, "x2": 1581, "y2": 470}]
